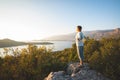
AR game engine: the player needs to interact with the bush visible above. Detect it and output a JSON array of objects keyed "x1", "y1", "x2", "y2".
[
  {"x1": 88, "y1": 38, "x2": 120, "y2": 80},
  {"x1": 0, "y1": 45, "x2": 67, "y2": 80},
  {"x1": 0, "y1": 38, "x2": 120, "y2": 80}
]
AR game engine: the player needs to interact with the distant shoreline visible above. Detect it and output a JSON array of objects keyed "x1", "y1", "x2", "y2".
[
  {"x1": 0, "y1": 39, "x2": 53, "y2": 48},
  {"x1": 26, "y1": 42, "x2": 53, "y2": 45},
  {"x1": 32, "y1": 40, "x2": 75, "y2": 41}
]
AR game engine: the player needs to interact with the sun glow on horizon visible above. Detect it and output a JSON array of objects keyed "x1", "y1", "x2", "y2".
[{"x1": 0, "y1": 2, "x2": 70, "y2": 41}]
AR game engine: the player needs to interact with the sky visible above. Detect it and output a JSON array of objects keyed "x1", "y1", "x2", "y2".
[{"x1": 0, "y1": 0, "x2": 120, "y2": 41}]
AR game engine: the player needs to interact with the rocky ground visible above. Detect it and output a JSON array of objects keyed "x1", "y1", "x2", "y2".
[{"x1": 44, "y1": 62, "x2": 110, "y2": 80}]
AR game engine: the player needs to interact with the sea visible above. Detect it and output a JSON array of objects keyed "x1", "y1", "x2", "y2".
[{"x1": 0, "y1": 41, "x2": 75, "y2": 57}]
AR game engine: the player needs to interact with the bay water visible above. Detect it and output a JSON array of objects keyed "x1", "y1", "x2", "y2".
[{"x1": 0, "y1": 41, "x2": 75, "y2": 57}]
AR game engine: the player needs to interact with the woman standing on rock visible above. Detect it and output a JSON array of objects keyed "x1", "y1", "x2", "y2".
[{"x1": 75, "y1": 25, "x2": 85, "y2": 67}]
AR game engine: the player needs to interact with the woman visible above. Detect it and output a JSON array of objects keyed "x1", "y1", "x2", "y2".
[{"x1": 75, "y1": 25, "x2": 85, "y2": 67}]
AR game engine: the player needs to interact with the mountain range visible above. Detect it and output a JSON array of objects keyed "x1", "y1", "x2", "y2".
[{"x1": 42, "y1": 28, "x2": 120, "y2": 41}]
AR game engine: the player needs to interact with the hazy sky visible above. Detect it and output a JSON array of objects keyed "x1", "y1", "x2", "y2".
[{"x1": 0, "y1": 0, "x2": 120, "y2": 41}]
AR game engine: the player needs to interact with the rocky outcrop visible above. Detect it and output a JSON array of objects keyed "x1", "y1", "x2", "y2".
[{"x1": 44, "y1": 62, "x2": 110, "y2": 80}]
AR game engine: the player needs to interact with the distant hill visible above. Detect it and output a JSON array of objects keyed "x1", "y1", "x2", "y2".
[
  {"x1": 0, "y1": 38, "x2": 53, "y2": 48},
  {"x1": 0, "y1": 38, "x2": 26, "y2": 48},
  {"x1": 41, "y1": 33, "x2": 75, "y2": 41},
  {"x1": 42, "y1": 28, "x2": 120, "y2": 41}
]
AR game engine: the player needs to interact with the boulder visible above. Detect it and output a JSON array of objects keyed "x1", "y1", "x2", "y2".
[{"x1": 44, "y1": 62, "x2": 110, "y2": 80}]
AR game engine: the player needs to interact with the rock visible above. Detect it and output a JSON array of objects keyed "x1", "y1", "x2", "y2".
[
  {"x1": 44, "y1": 62, "x2": 110, "y2": 80},
  {"x1": 44, "y1": 71, "x2": 71, "y2": 80},
  {"x1": 67, "y1": 63, "x2": 89, "y2": 75}
]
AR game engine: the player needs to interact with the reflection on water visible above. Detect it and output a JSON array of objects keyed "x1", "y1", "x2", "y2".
[{"x1": 0, "y1": 41, "x2": 75, "y2": 57}]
